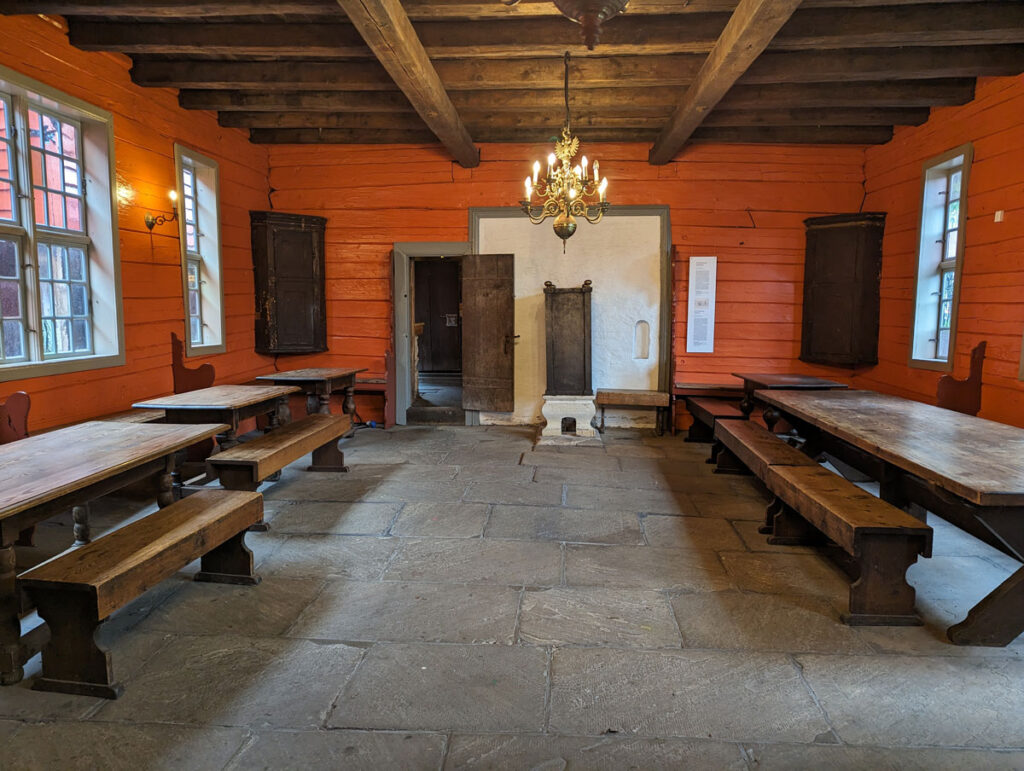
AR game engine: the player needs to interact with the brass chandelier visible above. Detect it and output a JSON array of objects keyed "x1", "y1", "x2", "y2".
[{"x1": 519, "y1": 51, "x2": 609, "y2": 251}]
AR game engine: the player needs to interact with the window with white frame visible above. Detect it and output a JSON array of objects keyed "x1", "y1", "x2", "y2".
[
  {"x1": 175, "y1": 145, "x2": 224, "y2": 355},
  {"x1": 0, "y1": 66, "x2": 123, "y2": 379},
  {"x1": 910, "y1": 145, "x2": 972, "y2": 370}
]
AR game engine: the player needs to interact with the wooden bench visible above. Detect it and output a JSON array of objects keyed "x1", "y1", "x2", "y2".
[
  {"x1": 594, "y1": 389, "x2": 671, "y2": 434},
  {"x1": 764, "y1": 464, "x2": 933, "y2": 627},
  {"x1": 18, "y1": 489, "x2": 262, "y2": 698},
  {"x1": 208, "y1": 413, "x2": 352, "y2": 491},
  {"x1": 714, "y1": 418, "x2": 819, "y2": 478},
  {"x1": 684, "y1": 396, "x2": 746, "y2": 462}
]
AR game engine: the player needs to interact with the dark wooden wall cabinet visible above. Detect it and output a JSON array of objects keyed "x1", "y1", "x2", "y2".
[
  {"x1": 800, "y1": 212, "x2": 886, "y2": 368},
  {"x1": 251, "y1": 211, "x2": 328, "y2": 355},
  {"x1": 544, "y1": 280, "x2": 593, "y2": 395}
]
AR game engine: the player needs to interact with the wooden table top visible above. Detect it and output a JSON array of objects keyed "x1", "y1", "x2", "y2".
[
  {"x1": 734, "y1": 373, "x2": 849, "y2": 390},
  {"x1": 0, "y1": 421, "x2": 228, "y2": 519},
  {"x1": 255, "y1": 367, "x2": 367, "y2": 383},
  {"x1": 133, "y1": 384, "x2": 300, "y2": 411},
  {"x1": 755, "y1": 389, "x2": 1024, "y2": 507}
]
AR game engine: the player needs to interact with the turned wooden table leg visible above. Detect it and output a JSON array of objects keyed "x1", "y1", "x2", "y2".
[
  {"x1": 158, "y1": 454, "x2": 176, "y2": 507},
  {"x1": 217, "y1": 427, "x2": 239, "y2": 452},
  {"x1": 72, "y1": 504, "x2": 91, "y2": 547},
  {"x1": 762, "y1": 407, "x2": 781, "y2": 433},
  {"x1": 27, "y1": 589, "x2": 122, "y2": 699},
  {"x1": 316, "y1": 393, "x2": 331, "y2": 415},
  {"x1": 0, "y1": 544, "x2": 23, "y2": 686},
  {"x1": 739, "y1": 386, "x2": 756, "y2": 418},
  {"x1": 342, "y1": 385, "x2": 359, "y2": 422}
]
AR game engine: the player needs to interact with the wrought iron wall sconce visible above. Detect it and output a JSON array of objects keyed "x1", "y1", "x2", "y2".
[{"x1": 145, "y1": 190, "x2": 178, "y2": 231}]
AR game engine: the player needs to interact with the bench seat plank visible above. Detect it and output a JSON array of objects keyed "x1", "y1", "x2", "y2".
[
  {"x1": 208, "y1": 413, "x2": 352, "y2": 485},
  {"x1": 765, "y1": 464, "x2": 932, "y2": 556},
  {"x1": 595, "y1": 389, "x2": 670, "y2": 407},
  {"x1": 20, "y1": 489, "x2": 262, "y2": 620},
  {"x1": 714, "y1": 420, "x2": 818, "y2": 479},
  {"x1": 686, "y1": 396, "x2": 744, "y2": 424}
]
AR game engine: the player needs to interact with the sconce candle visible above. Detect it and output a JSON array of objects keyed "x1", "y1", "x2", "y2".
[{"x1": 145, "y1": 189, "x2": 179, "y2": 232}]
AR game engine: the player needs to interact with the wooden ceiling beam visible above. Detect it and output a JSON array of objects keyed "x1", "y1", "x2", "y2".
[
  {"x1": 248, "y1": 124, "x2": 896, "y2": 144},
  {"x1": 0, "y1": 0, "x2": 991, "y2": 17},
  {"x1": 183, "y1": 79, "x2": 975, "y2": 114},
  {"x1": 649, "y1": 0, "x2": 804, "y2": 165},
  {"x1": 131, "y1": 55, "x2": 705, "y2": 91},
  {"x1": 331, "y1": 0, "x2": 478, "y2": 167},
  {"x1": 66, "y1": 5, "x2": 1024, "y2": 60},
  {"x1": 221, "y1": 106, "x2": 929, "y2": 130}
]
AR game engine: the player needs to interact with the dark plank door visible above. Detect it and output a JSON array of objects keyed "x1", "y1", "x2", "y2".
[
  {"x1": 461, "y1": 254, "x2": 515, "y2": 412},
  {"x1": 414, "y1": 259, "x2": 462, "y2": 373}
]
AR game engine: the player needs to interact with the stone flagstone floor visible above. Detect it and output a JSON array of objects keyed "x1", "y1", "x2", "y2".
[{"x1": 2, "y1": 425, "x2": 1024, "y2": 769}]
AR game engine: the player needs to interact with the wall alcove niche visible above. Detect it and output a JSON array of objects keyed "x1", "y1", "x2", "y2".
[{"x1": 467, "y1": 206, "x2": 671, "y2": 427}]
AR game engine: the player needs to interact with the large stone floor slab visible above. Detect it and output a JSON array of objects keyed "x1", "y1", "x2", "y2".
[
  {"x1": 643, "y1": 514, "x2": 746, "y2": 551},
  {"x1": 565, "y1": 486, "x2": 696, "y2": 515},
  {"x1": 549, "y1": 648, "x2": 831, "y2": 741},
  {"x1": 445, "y1": 734, "x2": 748, "y2": 769},
  {"x1": 258, "y1": 534, "x2": 397, "y2": 580},
  {"x1": 796, "y1": 653, "x2": 1024, "y2": 747},
  {"x1": 288, "y1": 580, "x2": 520, "y2": 644},
  {"x1": 230, "y1": 729, "x2": 445, "y2": 770},
  {"x1": 565, "y1": 544, "x2": 733, "y2": 592},
  {"x1": 720, "y1": 551, "x2": 850, "y2": 599},
  {"x1": 485, "y1": 505, "x2": 644, "y2": 545},
  {"x1": 266, "y1": 500, "x2": 401, "y2": 535},
  {"x1": 391, "y1": 501, "x2": 490, "y2": 538},
  {"x1": 99, "y1": 635, "x2": 364, "y2": 729},
  {"x1": 384, "y1": 538, "x2": 562, "y2": 586},
  {"x1": 743, "y1": 742, "x2": 1024, "y2": 770},
  {"x1": 328, "y1": 643, "x2": 547, "y2": 732},
  {"x1": 519, "y1": 587, "x2": 681, "y2": 648}
]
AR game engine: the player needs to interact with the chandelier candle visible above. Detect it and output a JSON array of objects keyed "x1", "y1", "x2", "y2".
[{"x1": 519, "y1": 51, "x2": 610, "y2": 251}]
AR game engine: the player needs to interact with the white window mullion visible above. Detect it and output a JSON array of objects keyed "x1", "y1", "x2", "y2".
[{"x1": 12, "y1": 94, "x2": 43, "y2": 364}]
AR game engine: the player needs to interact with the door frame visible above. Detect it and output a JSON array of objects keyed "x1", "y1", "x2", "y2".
[
  {"x1": 468, "y1": 206, "x2": 673, "y2": 393},
  {"x1": 392, "y1": 242, "x2": 470, "y2": 426}
]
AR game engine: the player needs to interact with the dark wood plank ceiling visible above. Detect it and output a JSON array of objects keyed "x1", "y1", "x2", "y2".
[{"x1": 2, "y1": 0, "x2": 1023, "y2": 165}]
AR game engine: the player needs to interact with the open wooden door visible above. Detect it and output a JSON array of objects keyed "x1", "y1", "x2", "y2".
[{"x1": 461, "y1": 254, "x2": 515, "y2": 412}]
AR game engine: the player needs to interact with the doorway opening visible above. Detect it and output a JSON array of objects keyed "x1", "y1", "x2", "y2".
[{"x1": 407, "y1": 256, "x2": 465, "y2": 425}]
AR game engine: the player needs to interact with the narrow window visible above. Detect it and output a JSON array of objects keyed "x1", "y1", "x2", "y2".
[
  {"x1": 0, "y1": 65, "x2": 124, "y2": 380},
  {"x1": 910, "y1": 145, "x2": 972, "y2": 370},
  {"x1": 175, "y1": 145, "x2": 224, "y2": 355}
]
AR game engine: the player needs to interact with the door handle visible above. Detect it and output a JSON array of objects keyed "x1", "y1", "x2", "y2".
[{"x1": 503, "y1": 334, "x2": 521, "y2": 355}]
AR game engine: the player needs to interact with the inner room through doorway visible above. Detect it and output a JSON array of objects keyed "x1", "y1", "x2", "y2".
[{"x1": 408, "y1": 256, "x2": 465, "y2": 424}]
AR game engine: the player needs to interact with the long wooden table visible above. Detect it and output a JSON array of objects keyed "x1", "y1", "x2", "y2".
[
  {"x1": 133, "y1": 384, "x2": 301, "y2": 451},
  {"x1": 733, "y1": 372, "x2": 848, "y2": 421},
  {"x1": 755, "y1": 388, "x2": 1024, "y2": 646},
  {"x1": 254, "y1": 367, "x2": 366, "y2": 417},
  {"x1": 0, "y1": 420, "x2": 227, "y2": 685}
]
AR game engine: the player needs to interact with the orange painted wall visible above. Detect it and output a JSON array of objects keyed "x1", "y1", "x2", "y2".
[
  {"x1": 0, "y1": 15, "x2": 271, "y2": 429},
  {"x1": 268, "y1": 141, "x2": 867, "y2": 420},
  {"x1": 861, "y1": 74, "x2": 1024, "y2": 427}
]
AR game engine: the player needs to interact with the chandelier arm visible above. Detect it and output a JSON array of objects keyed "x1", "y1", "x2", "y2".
[{"x1": 563, "y1": 50, "x2": 571, "y2": 133}]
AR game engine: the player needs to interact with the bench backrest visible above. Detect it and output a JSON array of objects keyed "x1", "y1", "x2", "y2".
[
  {"x1": 936, "y1": 340, "x2": 986, "y2": 416},
  {"x1": 171, "y1": 332, "x2": 216, "y2": 394},
  {"x1": 0, "y1": 391, "x2": 30, "y2": 444}
]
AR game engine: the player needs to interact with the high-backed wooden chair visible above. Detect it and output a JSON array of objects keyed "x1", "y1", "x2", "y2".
[
  {"x1": 936, "y1": 340, "x2": 986, "y2": 416},
  {"x1": 171, "y1": 332, "x2": 215, "y2": 394},
  {"x1": 0, "y1": 390, "x2": 30, "y2": 444},
  {"x1": 2, "y1": 392, "x2": 35, "y2": 545}
]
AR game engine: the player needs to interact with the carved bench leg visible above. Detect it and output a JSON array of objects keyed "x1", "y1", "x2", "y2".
[
  {"x1": 72, "y1": 504, "x2": 91, "y2": 547},
  {"x1": 0, "y1": 544, "x2": 23, "y2": 686},
  {"x1": 308, "y1": 439, "x2": 347, "y2": 473},
  {"x1": 195, "y1": 532, "x2": 261, "y2": 587},
  {"x1": 685, "y1": 420, "x2": 713, "y2": 444},
  {"x1": 948, "y1": 566, "x2": 1024, "y2": 646},
  {"x1": 767, "y1": 505, "x2": 823, "y2": 546},
  {"x1": 758, "y1": 497, "x2": 784, "y2": 535},
  {"x1": 714, "y1": 446, "x2": 749, "y2": 476},
  {"x1": 844, "y1": 535, "x2": 923, "y2": 627},
  {"x1": 213, "y1": 468, "x2": 268, "y2": 530},
  {"x1": 28, "y1": 589, "x2": 122, "y2": 699}
]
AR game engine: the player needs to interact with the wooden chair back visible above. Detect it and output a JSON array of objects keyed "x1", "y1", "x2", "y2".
[
  {"x1": 171, "y1": 332, "x2": 216, "y2": 394},
  {"x1": 936, "y1": 340, "x2": 986, "y2": 416},
  {"x1": 0, "y1": 391, "x2": 30, "y2": 444}
]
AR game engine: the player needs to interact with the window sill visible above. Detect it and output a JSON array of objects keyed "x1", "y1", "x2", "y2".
[
  {"x1": 909, "y1": 356, "x2": 953, "y2": 373},
  {"x1": 185, "y1": 342, "x2": 226, "y2": 358},
  {"x1": 0, "y1": 351, "x2": 126, "y2": 382}
]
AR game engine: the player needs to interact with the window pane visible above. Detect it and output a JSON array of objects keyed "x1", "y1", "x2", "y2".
[
  {"x1": 47, "y1": 192, "x2": 65, "y2": 229},
  {"x1": 45, "y1": 152, "x2": 62, "y2": 190},
  {"x1": 187, "y1": 261, "x2": 200, "y2": 290},
  {"x1": 947, "y1": 199, "x2": 960, "y2": 231},
  {"x1": 66, "y1": 197, "x2": 82, "y2": 231},
  {"x1": 42, "y1": 318, "x2": 54, "y2": 354},
  {"x1": 40, "y1": 281, "x2": 53, "y2": 316},
  {"x1": 0, "y1": 97, "x2": 8, "y2": 139},
  {"x1": 55, "y1": 318, "x2": 71, "y2": 353},
  {"x1": 2, "y1": 319, "x2": 24, "y2": 359},
  {"x1": 941, "y1": 270, "x2": 955, "y2": 301},
  {"x1": 62, "y1": 159, "x2": 80, "y2": 195},
  {"x1": 51, "y1": 245, "x2": 67, "y2": 279},
  {"x1": 71, "y1": 283, "x2": 87, "y2": 316},
  {"x1": 61, "y1": 121, "x2": 78, "y2": 159},
  {"x1": 949, "y1": 170, "x2": 962, "y2": 200},
  {"x1": 940, "y1": 299, "x2": 952, "y2": 329},
  {"x1": 188, "y1": 289, "x2": 200, "y2": 316},
  {"x1": 37, "y1": 243, "x2": 50, "y2": 279},
  {"x1": 33, "y1": 188, "x2": 46, "y2": 224},
  {"x1": 0, "y1": 280, "x2": 21, "y2": 317},
  {"x1": 54, "y1": 282, "x2": 70, "y2": 316},
  {"x1": 0, "y1": 183, "x2": 13, "y2": 223},
  {"x1": 190, "y1": 315, "x2": 202, "y2": 345},
  {"x1": 945, "y1": 229, "x2": 958, "y2": 260},
  {"x1": 0, "y1": 239, "x2": 16, "y2": 278},
  {"x1": 69, "y1": 247, "x2": 86, "y2": 281},
  {"x1": 937, "y1": 328, "x2": 950, "y2": 360},
  {"x1": 72, "y1": 318, "x2": 89, "y2": 351},
  {"x1": 186, "y1": 223, "x2": 197, "y2": 252},
  {"x1": 28, "y1": 110, "x2": 41, "y2": 148}
]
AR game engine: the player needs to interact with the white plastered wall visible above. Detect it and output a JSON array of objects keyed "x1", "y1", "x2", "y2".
[{"x1": 476, "y1": 214, "x2": 664, "y2": 426}]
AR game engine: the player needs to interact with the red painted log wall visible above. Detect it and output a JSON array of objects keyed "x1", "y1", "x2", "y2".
[
  {"x1": 861, "y1": 75, "x2": 1024, "y2": 427},
  {"x1": 0, "y1": 15, "x2": 271, "y2": 430}
]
